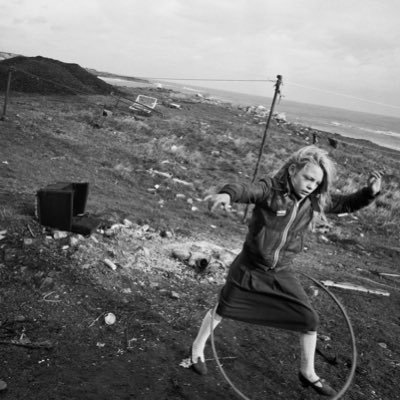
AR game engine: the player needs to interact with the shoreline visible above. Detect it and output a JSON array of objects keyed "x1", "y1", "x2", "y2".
[{"x1": 100, "y1": 76, "x2": 400, "y2": 155}]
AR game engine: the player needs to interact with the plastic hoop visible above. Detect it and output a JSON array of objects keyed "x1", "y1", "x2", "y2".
[{"x1": 210, "y1": 272, "x2": 357, "y2": 400}]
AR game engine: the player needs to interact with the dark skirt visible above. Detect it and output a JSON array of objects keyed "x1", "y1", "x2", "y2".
[{"x1": 216, "y1": 252, "x2": 319, "y2": 332}]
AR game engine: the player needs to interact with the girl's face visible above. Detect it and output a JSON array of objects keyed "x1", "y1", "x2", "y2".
[{"x1": 289, "y1": 163, "x2": 324, "y2": 198}]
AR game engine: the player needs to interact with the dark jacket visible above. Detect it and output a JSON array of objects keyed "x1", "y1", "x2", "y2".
[{"x1": 220, "y1": 174, "x2": 378, "y2": 271}]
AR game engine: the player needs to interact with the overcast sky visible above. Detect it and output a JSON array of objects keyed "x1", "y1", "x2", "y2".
[{"x1": 1, "y1": 0, "x2": 400, "y2": 117}]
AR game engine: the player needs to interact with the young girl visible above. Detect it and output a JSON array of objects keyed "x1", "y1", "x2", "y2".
[{"x1": 190, "y1": 145, "x2": 382, "y2": 397}]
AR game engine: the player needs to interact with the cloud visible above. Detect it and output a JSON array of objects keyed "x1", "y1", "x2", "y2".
[
  {"x1": 0, "y1": 0, "x2": 399, "y2": 114},
  {"x1": 28, "y1": 16, "x2": 47, "y2": 25}
]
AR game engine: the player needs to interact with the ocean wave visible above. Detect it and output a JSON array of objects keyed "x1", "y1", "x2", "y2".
[
  {"x1": 330, "y1": 121, "x2": 354, "y2": 128},
  {"x1": 99, "y1": 76, "x2": 126, "y2": 82},
  {"x1": 357, "y1": 126, "x2": 400, "y2": 137},
  {"x1": 183, "y1": 86, "x2": 203, "y2": 92}
]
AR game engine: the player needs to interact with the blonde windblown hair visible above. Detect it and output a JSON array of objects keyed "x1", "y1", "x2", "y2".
[{"x1": 274, "y1": 145, "x2": 337, "y2": 212}]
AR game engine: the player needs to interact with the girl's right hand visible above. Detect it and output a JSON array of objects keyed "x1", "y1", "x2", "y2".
[{"x1": 203, "y1": 193, "x2": 231, "y2": 212}]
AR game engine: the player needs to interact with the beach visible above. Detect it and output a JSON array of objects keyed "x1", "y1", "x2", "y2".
[{"x1": 100, "y1": 76, "x2": 400, "y2": 152}]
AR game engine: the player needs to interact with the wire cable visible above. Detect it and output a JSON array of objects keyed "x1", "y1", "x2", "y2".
[
  {"x1": 139, "y1": 77, "x2": 276, "y2": 82},
  {"x1": 2, "y1": 62, "x2": 399, "y2": 111},
  {"x1": 288, "y1": 81, "x2": 400, "y2": 111},
  {"x1": 0, "y1": 67, "x2": 138, "y2": 113},
  {"x1": 210, "y1": 273, "x2": 357, "y2": 400}
]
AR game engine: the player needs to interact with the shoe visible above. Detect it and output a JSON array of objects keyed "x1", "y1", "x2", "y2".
[
  {"x1": 191, "y1": 355, "x2": 208, "y2": 375},
  {"x1": 298, "y1": 372, "x2": 337, "y2": 397},
  {"x1": 190, "y1": 346, "x2": 208, "y2": 375}
]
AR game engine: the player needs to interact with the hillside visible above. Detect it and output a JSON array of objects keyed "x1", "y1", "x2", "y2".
[
  {"x1": 0, "y1": 74, "x2": 399, "y2": 399},
  {"x1": 0, "y1": 55, "x2": 115, "y2": 95}
]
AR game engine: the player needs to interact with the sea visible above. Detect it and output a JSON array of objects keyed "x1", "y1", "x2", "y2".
[{"x1": 101, "y1": 77, "x2": 400, "y2": 153}]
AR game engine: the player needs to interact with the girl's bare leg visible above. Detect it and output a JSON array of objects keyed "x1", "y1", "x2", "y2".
[
  {"x1": 192, "y1": 308, "x2": 222, "y2": 363},
  {"x1": 299, "y1": 331, "x2": 321, "y2": 385}
]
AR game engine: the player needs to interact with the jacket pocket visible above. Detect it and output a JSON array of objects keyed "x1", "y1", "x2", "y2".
[{"x1": 285, "y1": 232, "x2": 304, "y2": 253}]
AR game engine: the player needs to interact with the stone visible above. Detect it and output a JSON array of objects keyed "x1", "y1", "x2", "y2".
[
  {"x1": 170, "y1": 291, "x2": 180, "y2": 299},
  {"x1": 40, "y1": 277, "x2": 54, "y2": 290}
]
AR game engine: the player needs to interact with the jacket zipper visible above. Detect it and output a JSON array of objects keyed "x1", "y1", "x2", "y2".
[{"x1": 271, "y1": 200, "x2": 300, "y2": 268}]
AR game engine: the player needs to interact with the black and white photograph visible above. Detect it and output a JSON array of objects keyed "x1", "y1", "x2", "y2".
[{"x1": 0, "y1": 1, "x2": 399, "y2": 399}]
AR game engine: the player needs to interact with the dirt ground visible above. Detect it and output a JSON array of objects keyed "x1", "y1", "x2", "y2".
[{"x1": 0, "y1": 87, "x2": 400, "y2": 400}]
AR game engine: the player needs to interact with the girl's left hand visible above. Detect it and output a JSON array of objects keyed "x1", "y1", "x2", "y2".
[{"x1": 368, "y1": 170, "x2": 383, "y2": 196}]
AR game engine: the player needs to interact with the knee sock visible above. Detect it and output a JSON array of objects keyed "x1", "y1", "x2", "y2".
[
  {"x1": 192, "y1": 309, "x2": 222, "y2": 362},
  {"x1": 299, "y1": 331, "x2": 319, "y2": 381}
]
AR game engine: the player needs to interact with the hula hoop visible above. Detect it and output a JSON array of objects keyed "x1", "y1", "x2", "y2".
[{"x1": 210, "y1": 272, "x2": 357, "y2": 400}]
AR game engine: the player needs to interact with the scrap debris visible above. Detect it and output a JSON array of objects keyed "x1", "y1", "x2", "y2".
[
  {"x1": 41, "y1": 291, "x2": 61, "y2": 303},
  {"x1": 147, "y1": 168, "x2": 195, "y2": 188},
  {"x1": 104, "y1": 312, "x2": 116, "y2": 325},
  {"x1": 377, "y1": 272, "x2": 400, "y2": 279},
  {"x1": 103, "y1": 258, "x2": 118, "y2": 271},
  {"x1": 179, "y1": 355, "x2": 237, "y2": 369},
  {"x1": 321, "y1": 280, "x2": 390, "y2": 296},
  {"x1": 179, "y1": 357, "x2": 193, "y2": 368},
  {"x1": 0, "y1": 339, "x2": 53, "y2": 349},
  {"x1": 88, "y1": 312, "x2": 105, "y2": 327}
]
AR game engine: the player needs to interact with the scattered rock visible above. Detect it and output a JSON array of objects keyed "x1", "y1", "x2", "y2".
[
  {"x1": 169, "y1": 241, "x2": 237, "y2": 279},
  {"x1": 306, "y1": 285, "x2": 319, "y2": 297},
  {"x1": 142, "y1": 247, "x2": 150, "y2": 259},
  {"x1": 53, "y1": 230, "x2": 68, "y2": 240},
  {"x1": 103, "y1": 258, "x2": 118, "y2": 271},
  {"x1": 172, "y1": 248, "x2": 191, "y2": 262},
  {"x1": 40, "y1": 276, "x2": 54, "y2": 291},
  {"x1": 319, "y1": 235, "x2": 330, "y2": 243},
  {"x1": 160, "y1": 230, "x2": 173, "y2": 238},
  {"x1": 123, "y1": 218, "x2": 134, "y2": 227},
  {"x1": 69, "y1": 236, "x2": 80, "y2": 247}
]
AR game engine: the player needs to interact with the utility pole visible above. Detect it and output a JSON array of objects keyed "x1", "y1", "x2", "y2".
[
  {"x1": 1, "y1": 67, "x2": 14, "y2": 121},
  {"x1": 243, "y1": 74, "x2": 283, "y2": 221},
  {"x1": 250, "y1": 74, "x2": 283, "y2": 183}
]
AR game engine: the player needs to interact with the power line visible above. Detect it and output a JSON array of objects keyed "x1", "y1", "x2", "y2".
[
  {"x1": 140, "y1": 77, "x2": 276, "y2": 82},
  {"x1": 139, "y1": 76, "x2": 400, "y2": 111},
  {"x1": 288, "y1": 81, "x2": 400, "y2": 110},
  {"x1": 3, "y1": 65, "x2": 400, "y2": 111}
]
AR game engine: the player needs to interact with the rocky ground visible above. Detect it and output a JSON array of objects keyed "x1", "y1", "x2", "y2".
[{"x1": 0, "y1": 81, "x2": 400, "y2": 399}]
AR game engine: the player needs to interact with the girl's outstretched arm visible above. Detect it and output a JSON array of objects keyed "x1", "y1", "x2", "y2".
[{"x1": 327, "y1": 170, "x2": 383, "y2": 214}]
